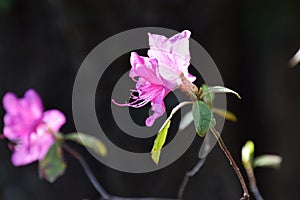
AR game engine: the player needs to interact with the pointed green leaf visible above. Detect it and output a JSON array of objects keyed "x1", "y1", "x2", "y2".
[
  {"x1": 212, "y1": 108, "x2": 237, "y2": 122},
  {"x1": 192, "y1": 100, "x2": 215, "y2": 137},
  {"x1": 201, "y1": 86, "x2": 241, "y2": 99},
  {"x1": 151, "y1": 120, "x2": 171, "y2": 165},
  {"x1": 241, "y1": 140, "x2": 255, "y2": 170},
  {"x1": 253, "y1": 155, "x2": 282, "y2": 169},
  {"x1": 65, "y1": 133, "x2": 107, "y2": 157},
  {"x1": 201, "y1": 84, "x2": 215, "y2": 106},
  {"x1": 39, "y1": 142, "x2": 66, "y2": 183}
]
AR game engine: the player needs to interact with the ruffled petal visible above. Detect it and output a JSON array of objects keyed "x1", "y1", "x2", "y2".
[
  {"x1": 42, "y1": 110, "x2": 66, "y2": 132},
  {"x1": 11, "y1": 125, "x2": 55, "y2": 166},
  {"x1": 167, "y1": 30, "x2": 191, "y2": 70},
  {"x1": 148, "y1": 32, "x2": 169, "y2": 48},
  {"x1": 11, "y1": 144, "x2": 40, "y2": 166},
  {"x1": 3, "y1": 114, "x2": 26, "y2": 140},
  {"x1": 184, "y1": 71, "x2": 197, "y2": 83},
  {"x1": 34, "y1": 124, "x2": 55, "y2": 160},
  {"x1": 23, "y1": 89, "x2": 43, "y2": 119},
  {"x1": 147, "y1": 33, "x2": 171, "y2": 69},
  {"x1": 129, "y1": 52, "x2": 162, "y2": 85},
  {"x1": 148, "y1": 30, "x2": 195, "y2": 85},
  {"x1": 158, "y1": 64, "x2": 181, "y2": 90},
  {"x1": 3, "y1": 89, "x2": 43, "y2": 121},
  {"x1": 145, "y1": 88, "x2": 169, "y2": 127},
  {"x1": 2, "y1": 90, "x2": 43, "y2": 140},
  {"x1": 3, "y1": 93, "x2": 20, "y2": 115}
]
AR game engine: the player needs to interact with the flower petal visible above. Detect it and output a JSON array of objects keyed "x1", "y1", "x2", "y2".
[
  {"x1": 11, "y1": 144, "x2": 40, "y2": 166},
  {"x1": 147, "y1": 33, "x2": 171, "y2": 68},
  {"x1": 129, "y1": 52, "x2": 162, "y2": 85},
  {"x1": 23, "y1": 89, "x2": 43, "y2": 118},
  {"x1": 185, "y1": 72, "x2": 196, "y2": 82},
  {"x1": 148, "y1": 30, "x2": 195, "y2": 85},
  {"x1": 2, "y1": 90, "x2": 43, "y2": 140},
  {"x1": 43, "y1": 110, "x2": 66, "y2": 132},
  {"x1": 145, "y1": 88, "x2": 168, "y2": 127},
  {"x1": 11, "y1": 126, "x2": 54, "y2": 166},
  {"x1": 3, "y1": 114, "x2": 26, "y2": 140},
  {"x1": 158, "y1": 64, "x2": 181, "y2": 90},
  {"x1": 3, "y1": 93, "x2": 20, "y2": 115},
  {"x1": 167, "y1": 30, "x2": 191, "y2": 70}
]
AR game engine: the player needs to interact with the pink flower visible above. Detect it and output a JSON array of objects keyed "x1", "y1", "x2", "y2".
[
  {"x1": 148, "y1": 30, "x2": 196, "y2": 89},
  {"x1": 2, "y1": 89, "x2": 66, "y2": 166},
  {"x1": 113, "y1": 30, "x2": 196, "y2": 126}
]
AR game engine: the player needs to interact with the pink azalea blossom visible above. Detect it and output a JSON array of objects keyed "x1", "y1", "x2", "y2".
[
  {"x1": 148, "y1": 30, "x2": 196, "y2": 89},
  {"x1": 113, "y1": 30, "x2": 196, "y2": 126},
  {"x1": 2, "y1": 89, "x2": 66, "y2": 166}
]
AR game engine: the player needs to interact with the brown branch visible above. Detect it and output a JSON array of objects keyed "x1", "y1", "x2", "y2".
[
  {"x1": 63, "y1": 143, "x2": 111, "y2": 199},
  {"x1": 210, "y1": 128, "x2": 250, "y2": 200},
  {"x1": 177, "y1": 158, "x2": 206, "y2": 199},
  {"x1": 62, "y1": 127, "x2": 246, "y2": 200},
  {"x1": 63, "y1": 143, "x2": 181, "y2": 200},
  {"x1": 245, "y1": 168, "x2": 264, "y2": 200}
]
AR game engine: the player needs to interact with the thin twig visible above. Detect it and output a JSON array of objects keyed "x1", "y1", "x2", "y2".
[
  {"x1": 158, "y1": 101, "x2": 194, "y2": 132},
  {"x1": 245, "y1": 168, "x2": 264, "y2": 200},
  {"x1": 63, "y1": 144, "x2": 178, "y2": 200},
  {"x1": 63, "y1": 143, "x2": 111, "y2": 199},
  {"x1": 102, "y1": 157, "x2": 206, "y2": 200},
  {"x1": 210, "y1": 128, "x2": 250, "y2": 200},
  {"x1": 177, "y1": 158, "x2": 207, "y2": 199},
  {"x1": 62, "y1": 140, "x2": 204, "y2": 200}
]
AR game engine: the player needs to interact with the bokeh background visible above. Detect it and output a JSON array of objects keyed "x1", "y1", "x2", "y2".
[{"x1": 0, "y1": 0, "x2": 300, "y2": 199}]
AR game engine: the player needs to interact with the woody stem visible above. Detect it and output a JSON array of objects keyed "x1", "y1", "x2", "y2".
[
  {"x1": 63, "y1": 143, "x2": 110, "y2": 199},
  {"x1": 210, "y1": 127, "x2": 250, "y2": 200}
]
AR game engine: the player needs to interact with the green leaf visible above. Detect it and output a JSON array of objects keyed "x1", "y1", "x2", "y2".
[
  {"x1": 39, "y1": 142, "x2": 66, "y2": 183},
  {"x1": 253, "y1": 155, "x2": 282, "y2": 169},
  {"x1": 241, "y1": 140, "x2": 255, "y2": 170},
  {"x1": 192, "y1": 100, "x2": 215, "y2": 137},
  {"x1": 209, "y1": 117, "x2": 216, "y2": 128},
  {"x1": 212, "y1": 108, "x2": 237, "y2": 122},
  {"x1": 200, "y1": 84, "x2": 215, "y2": 106},
  {"x1": 65, "y1": 133, "x2": 107, "y2": 157},
  {"x1": 151, "y1": 120, "x2": 171, "y2": 165},
  {"x1": 201, "y1": 86, "x2": 241, "y2": 99}
]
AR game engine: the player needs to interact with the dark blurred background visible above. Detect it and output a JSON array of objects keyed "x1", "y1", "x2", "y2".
[{"x1": 0, "y1": 0, "x2": 300, "y2": 199}]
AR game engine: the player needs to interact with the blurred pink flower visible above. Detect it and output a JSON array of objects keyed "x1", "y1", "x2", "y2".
[
  {"x1": 113, "y1": 30, "x2": 195, "y2": 126},
  {"x1": 2, "y1": 89, "x2": 66, "y2": 166}
]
